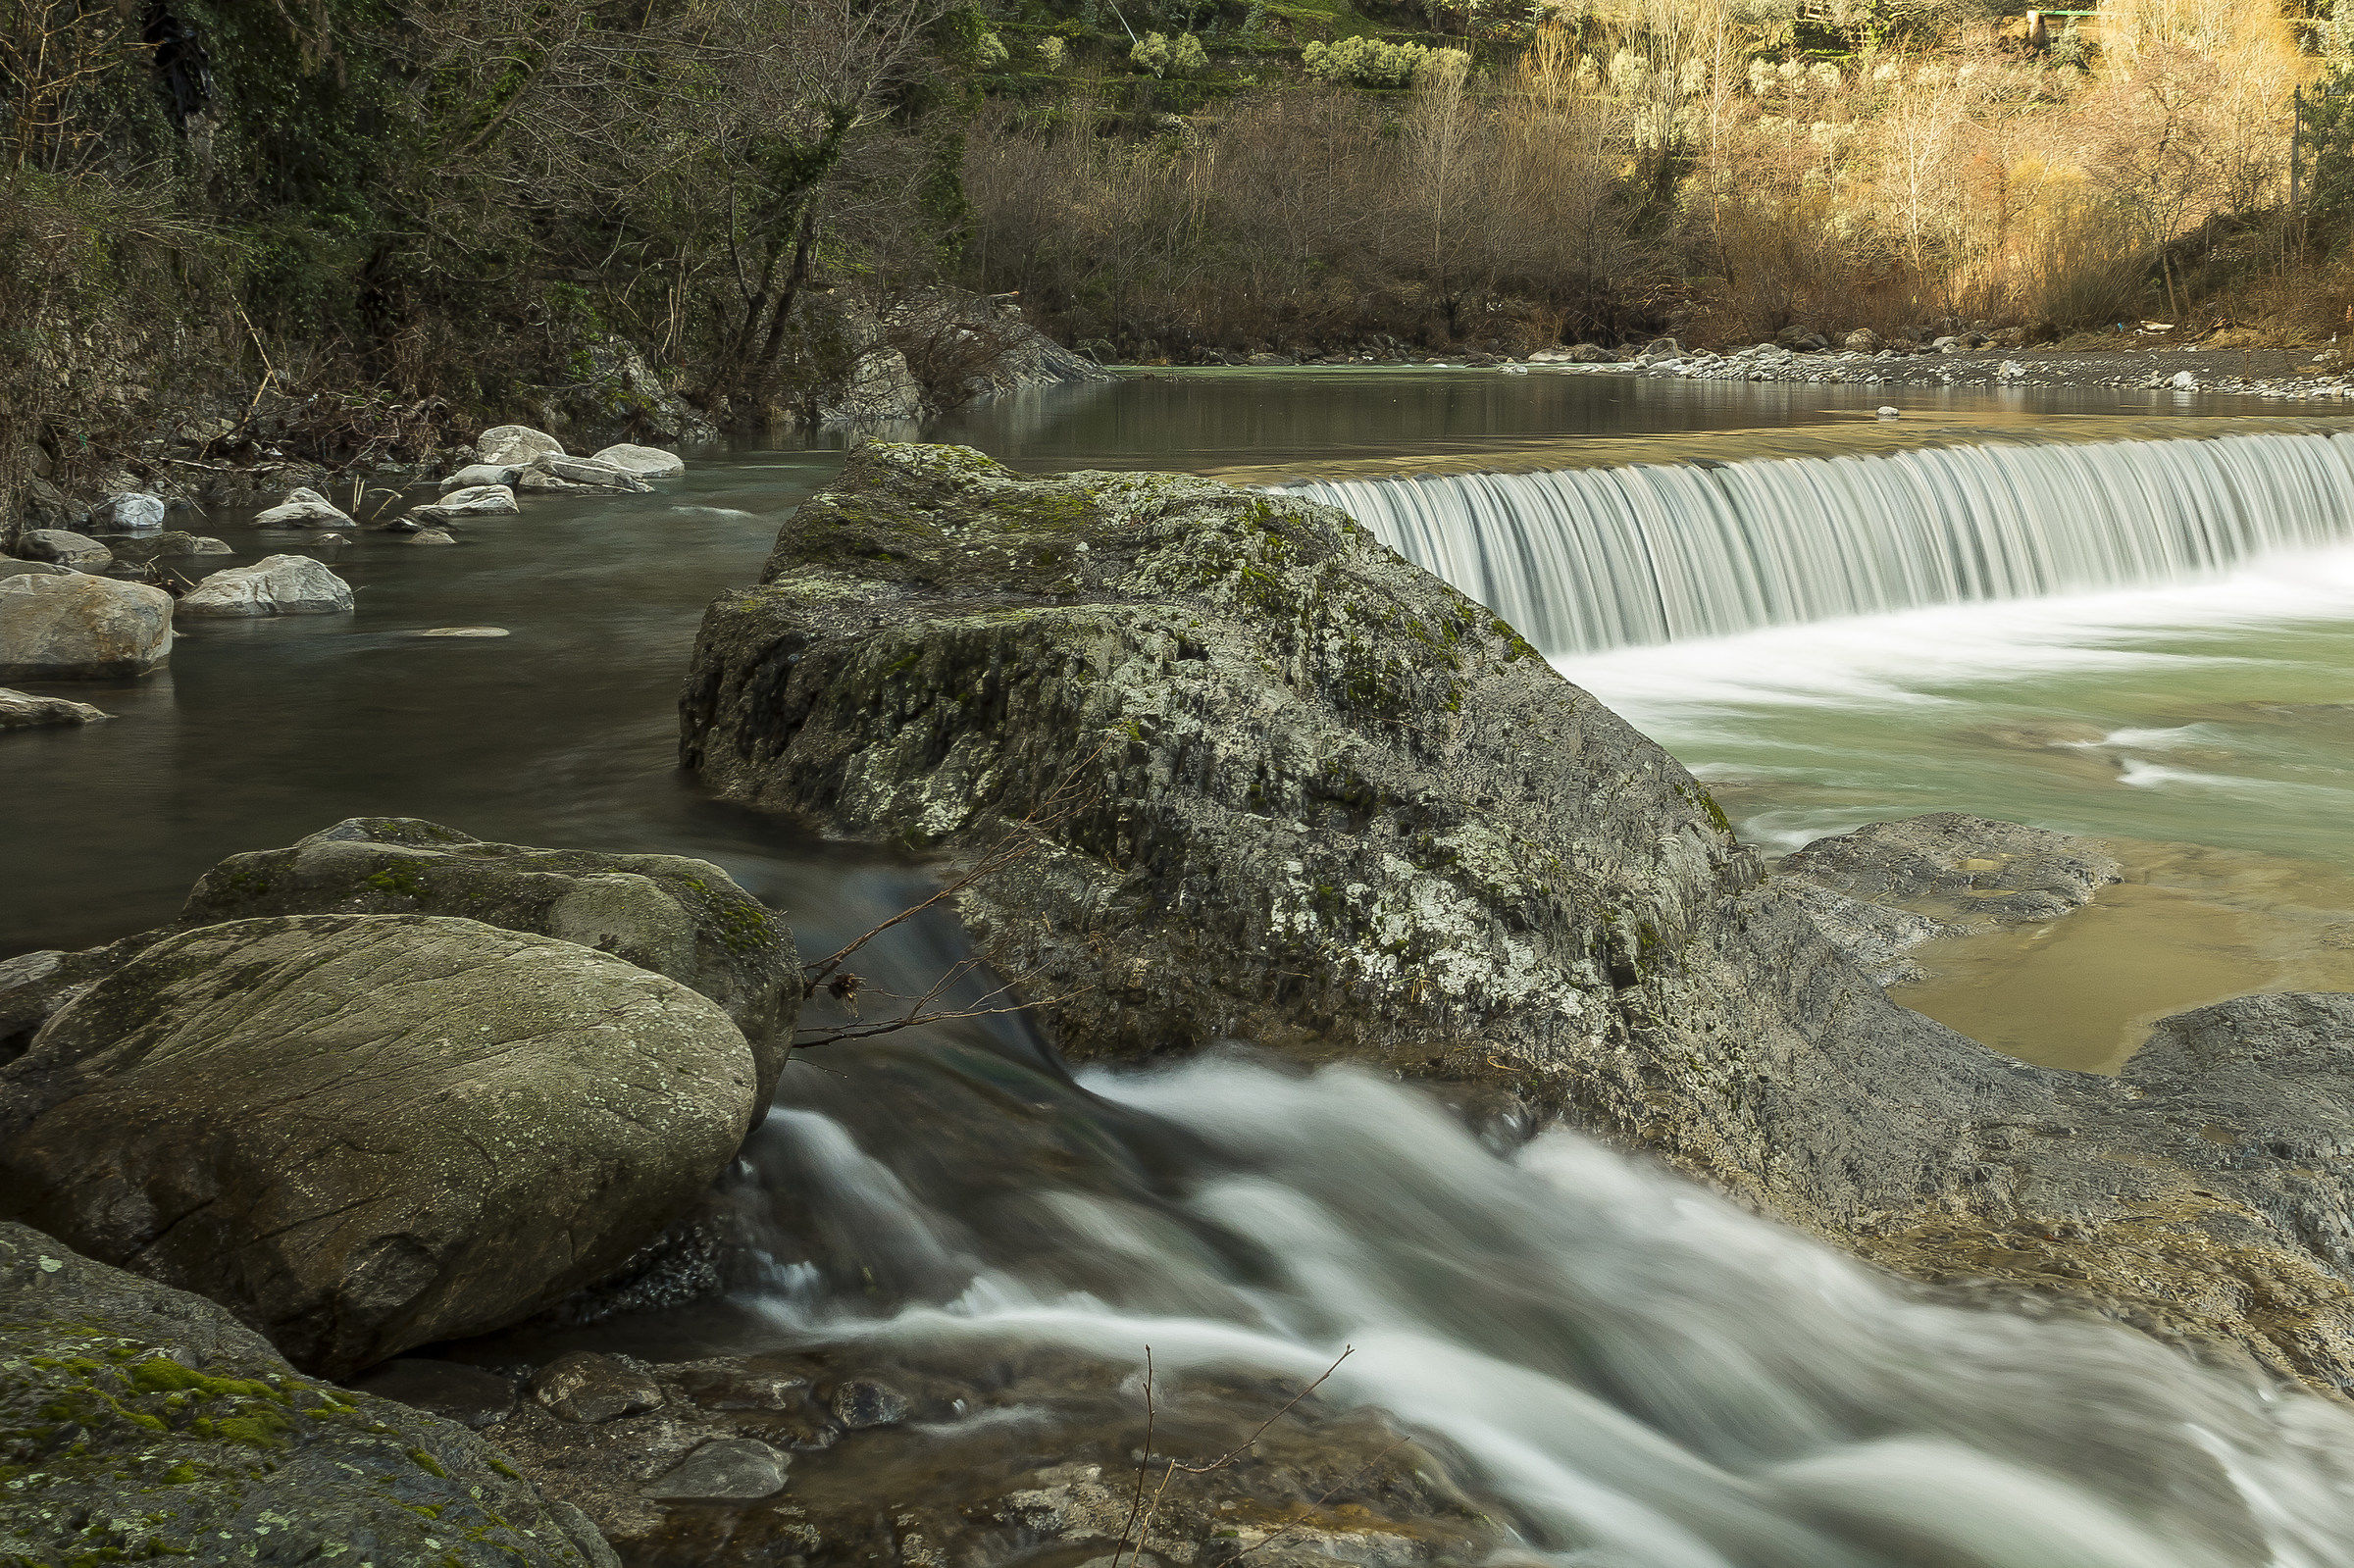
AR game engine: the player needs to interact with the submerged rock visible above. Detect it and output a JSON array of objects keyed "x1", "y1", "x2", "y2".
[
  {"x1": 180, "y1": 816, "x2": 799, "y2": 1106},
  {"x1": 0, "y1": 571, "x2": 173, "y2": 680},
  {"x1": 0, "y1": 1222, "x2": 620, "y2": 1567},
  {"x1": 675, "y1": 441, "x2": 2354, "y2": 1391},
  {"x1": 0, "y1": 687, "x2": 110, "y2": 731},
  {"x1": 0, "y1": 913, "x2": 759, "y2": 1376},
  {"x1": 1782, "y1": 812, "x2": 2122, "y2": 926},
  {"x1": 178, "y1": 553, "x2": 355, "y2": 617}
]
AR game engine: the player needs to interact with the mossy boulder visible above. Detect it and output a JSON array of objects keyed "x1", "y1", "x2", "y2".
[
  {"x1": 676, "y1": 441, "x2": 2354, "y2": 1391},
  {"x1": 0, "y1": 915, "x2": 759, "y2": 1378},
  {"x1": 180, "y1": 818, "x2": 798, "y2": 1107},
  {"x1": 0, "y1": 1221, "x2": 619, "y2": 1567}
]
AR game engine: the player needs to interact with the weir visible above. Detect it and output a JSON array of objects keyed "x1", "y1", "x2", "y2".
[{"x1": 1287, "y1": 429, "x2": 2354, "y2": 655}]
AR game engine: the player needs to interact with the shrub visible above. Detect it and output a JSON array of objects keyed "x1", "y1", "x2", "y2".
[
  {"x1": 1170, "y1": 33, "x2": 1208, "y2": 76},
  {"x1": 1038, "y1": 35, "x2": 1067, "y2": 71},
  {"x1": 1132, "y1": 31, "x2": 1171, "y2": 75}
]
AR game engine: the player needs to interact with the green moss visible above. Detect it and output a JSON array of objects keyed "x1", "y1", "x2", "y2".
[
  {"x1": 408, "y1": 1447, "x2": 450, "y2": 1479},
  {"x1": 362, "y1": 862, "x2": 429, "y2": 899}
]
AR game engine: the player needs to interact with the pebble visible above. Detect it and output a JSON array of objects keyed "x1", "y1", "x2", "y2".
[{"x1": 414, "y1": 627, "x2": 509, "y2": 637}]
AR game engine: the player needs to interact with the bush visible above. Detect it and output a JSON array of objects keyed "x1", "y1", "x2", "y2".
[
  {"x1": 1170, "y1": 33, "x2": 1208, "y2": 76},
  {"x1": 1038, "y1": 35, "x2": 1067, "y2": 71},
  {"x1": 1132, "y1": 31, "x2": 1171, "y2": 75},
  {"x1": 1302, "y1": 36, "x2": 1456, "y2": 88}
]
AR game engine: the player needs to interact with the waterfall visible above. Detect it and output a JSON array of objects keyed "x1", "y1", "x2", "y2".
[{"x1": 1284, "y1": 430, "x2": 2354, "y2": 656}]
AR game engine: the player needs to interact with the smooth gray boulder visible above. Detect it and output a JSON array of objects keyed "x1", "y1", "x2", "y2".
[
  {"x1": 478, "y1": 424, "x2": 565, "y2": 468},
  {"x1": 83, "y1": 491, "x2": 166, "y2": 532},
  {"x1": 178, "y1": 553, "x2": 354, "y2": 617},
  {"x1": 0, "y1": 1222, "x2": 620, "y2": 1568},
  {"x1": 18, "y1": 528, "x2": 110, "y2": 566},
  {"x1": 108, "y1": 530, "x2": 232, "y2": 561},
  {"x1": 674, "y1": 441, "x2": 2354, "y2": 1391},
  {"x1": 518, "y1": 454, "x2": 654, "y2": 492},
  {"x1": 640, "y1": 1438, "x2": 787, "y2": 1501},
  {"x1": 0, "y1": 687, "x2": 109, "y2": 731},
  {"x1": 0, "y1": 555, "x2": 76, "y2": 577},
  {"x1": 0, "y1": 571, "x2": 172, "y2": 679},
  {"x1": 179, "y1": 816, "x2": 799, "y2": 1105},
  {"x1": 413, "y1": 482, "x2": 519, "y2": 521},
  {"x1": 253, "y1": 485, "x2": 354, "y2": 529},
  {"x1": 590, "y1": 442, "x2": 687, "y2": 479},
  {"x1": 411, "y1": 527, "x2": 460, "y2": 545},
  {"x1": 1782, "y1": 812, "x2": 2123, "y2": 926},
  {"x1": 0, "y1": 913, "x2": 760, "y2": 1376},
  {"x1": 441, "y1": 462, "x2": 522, "y2": 490}
]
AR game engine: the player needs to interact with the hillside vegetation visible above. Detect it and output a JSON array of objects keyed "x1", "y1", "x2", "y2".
[{"x1": 3, "y1": 0, "x2": 2349, "y2": 520}]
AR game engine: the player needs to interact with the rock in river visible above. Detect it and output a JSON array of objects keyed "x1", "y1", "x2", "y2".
[
  {"x1": 16, "y1": 528, "x2": 111, "y2": 566},
  {"x1": 180, "y1": 815, "x2": 799, "y2": 1106},
  {"x1": 253, "y1": 485, "x2": 354, "y2": 529},
  {"x1": 0, "y1": 913, "x2": 760, "y2": 1376},
  {"x1": 591, "y1": 442, "x2": 688, "y2": 479},
  {"x1": 178, "y1": 553, "x2": 355, "y2": 617},
  {"x1": 478, "y1": 423, "x2": 565, "y2": 468},
  {"x1": 1782, "y1": 811, "x2": 2123, "y2": 926},
  {"x1": 82, "y1": 490, "x2": 166, "y2": 533},
  {"x1": 414, "y1": 481, "x2": 520, "y2": 522},
  {"x1": 0, "y1": 571, "x2": 173, "y2": 680},
  {"x1": 0, "y1": 686, "x2": 110, "y2": 731},
  {"x1": 0, "y1": 1222, "x2": 620, "y2": 1567},
  {"x1": 675, "y1": 440, "x2": 2354, "y2": 1391}
]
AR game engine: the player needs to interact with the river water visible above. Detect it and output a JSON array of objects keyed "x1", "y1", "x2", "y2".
[{"x1": 11, "y1": 369, "x2": 2354, "y2": 1564}]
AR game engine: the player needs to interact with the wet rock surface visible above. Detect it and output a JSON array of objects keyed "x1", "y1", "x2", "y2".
[
  {"x1": 677, "y1": 442, "x2": 2354, "y2": 1391},
  {"x1": 486, "y1": 1340, "x2": 1514, "y2": 1568},
  {"x1": 1783, "y1": 812, "x2": 2124, "y2": 926},
  {"x1": 0, "y1": 687, "x2": 110, "y2": 732},
  {"x1": 0, "y1": 913, "x2": 759, "y2": 1377},
  {"x1": 0, "y1": 1222, "x2": 619, "y2": 1567},
  {"x1": 178, "y1": 553, "x2": 355, "y2": 617},
  {"x1": 0, "y1": 571, "x2": 173, "y2": 680}
]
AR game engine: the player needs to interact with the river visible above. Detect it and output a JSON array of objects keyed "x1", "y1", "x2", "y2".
[{"x1": 10, "y1": 368, "x2": 2354, "y2": 1565}]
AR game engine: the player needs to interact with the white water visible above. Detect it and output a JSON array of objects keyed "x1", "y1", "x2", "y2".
[
  {"x1": 749, "y1": 1058, "x2": 2354, "y2": 1568},
  {"x1": 1288, "y1": 430, "x2": 2354, "y2": 656}
]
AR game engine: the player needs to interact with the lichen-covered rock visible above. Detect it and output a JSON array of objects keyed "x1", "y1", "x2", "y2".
[
  {"x1": 1782, "y1": 812, "x2": 2123, "y2": 926},
  {"x1": 180, "y1": 817, "x2": 798, "y2": 1106},
  {"x1": 0, "y1": 913, "x2": 759, "y2": 1377},
  {"x1": 518, "y1": 455, "x2": 654, "y2": 493},
  {"x1": 415, "y1": 482, "x2": 521, "y2": 522},
  {"x1": 0, "y1": 687, "x2": 109, "y2": 731},
  {"x1": 1779, "y1": 876, "x2": 1946, "y2": 986},
  {"x1": 0, "y1": 1222, "x2": 619, "y2": 1567},
  {"x1": 0, "y1": 571, "x2": 172, "y2": 680},
  {"x1": 675, "y1": 442, "x2": 2354, "y2": 1391},
  {"x1": 178, "y1": 554, "x2": 354, "y2": 618},
  {"x1": 479, "y1": 424, "x2": 566, "y2": 469}
]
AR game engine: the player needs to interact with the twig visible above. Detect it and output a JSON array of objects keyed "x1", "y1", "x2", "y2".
[{"x1": 1109, "y1": 1348, "x2": 1157, "y2": 1568}]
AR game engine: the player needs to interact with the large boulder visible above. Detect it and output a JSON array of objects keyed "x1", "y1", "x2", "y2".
[
  {"x1": 0, "y1": 571, "x2": 172, "y2": 679},
  {"x1": 519, "y1": 454, "x2": 655, "y2": 493},
  {"x1": 676, "y1": 442, "x2": 2354, "y2": 1389},
  {"x1": 178, "y1": 553, "x2": 355, "y2": 617},
  {"x1": 590, "y1": 442, "x2": 687, "y2": 479},
  {"x1": 0, "y1": 913, "x2": 760, "y2": 1376},
  {"x1": 0, "y1": 1222, "x2": 619, "y2": 1567},
  {"x1": 181, "y1": 816, "x2": 799, "y2": 1105},
  {"x1": 479, "y1": 424, "x2": 566, "y2": 468}
]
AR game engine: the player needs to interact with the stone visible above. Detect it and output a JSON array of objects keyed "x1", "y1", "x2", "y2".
[
  {"x1": 0, "y1": 686, "x2": 110, "y2": 731},
  {"x1": 1877, "y1": 405, "x2": 1902, "y2": 419},
  {"x1": 478, "y1": 423, "x2": 565, "y2": 468},
  {"x1": 179, "y1": 553, "x2": 355, "y2": 617},
  {"x1": 0, "y1": 555, "x2": 76, "y2": 577},
  {"x1": 818, "y1": 346, "x2": 925, "y2": 425},
  {"x1": 416, "y1": 625, "x2": 510, "y2": 636},
  {"x1": 179, "y1": 817, "x2": 799, "y2": 1107},
  {"x1": 1843, "y1": 328, "x2": 1881, "y2": 352},
  {"x1": 828, "y1": 1380, "x2": 908, "y2": 1429},
  {"x1": 18, "y1": 528, "x2": 111, "y2": 566},
  {"x1": 348, "y1": 1357, "x2": 520, "y2": 1429},
  {"x1": 674, "y1": 442, "x2": 2354, "y2": 1392},
  {"x1": 1780, "y1": 878, "x2": 1945, "y2": 987},
  {"x1": 253, "y1": 486, "x2": 354, "y2": 529},
  {"x1": 532, "y1": 1351, "x2": 665, "y2": 1424},
  {"x1": 82, "y1": 491, "x2": 166, "y2": 533},
  {"x1": 1998, "y1": 359, "x2": 2025, "y2": 380},
  {"x1": 1641, "y1": 336, "x2": 1682, "y2": 358},
  {"x1": 108, "y1": 531, "x2": 231, "y2": 560},
  {"x1": 0, "y1": 1223, "x2": 621, "y2": 1568},
  {"x1": 1776, "y1": 325, "x2": 1830, "y2": 351},
  {"x1": 0, "y1": 913, "x2": 761, "y2": 1376},
  {"x1": 519, "y1": 454, "x2": 655, "y2": 492},
  {"x1": 591, "y1": 442, "x2": 687, "y2": 479},
  {"x1": 411, "y1": 528, "x2": 460, "y2": 545},
  {"x1": 413, "y1": 482, "x2": 520, "y2": 521},
  {"x1": 441, "y1": 463, "x2": 522, "y2": 490},
  {"x1": 641, "y1": 1438, "x2": 789, "y2": 1501},
  {"x1": 0, "y1": 572, "x2": 173, "y2": 679},
  {"x1": 2172, "y1": 369, "x2": 2200, "y2": 390},
  {"x1": 1780, "y1": 812, "x2": 2122, "y2": 927}
]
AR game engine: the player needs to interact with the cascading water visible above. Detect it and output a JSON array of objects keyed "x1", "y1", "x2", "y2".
[
  {"x1": 1285, "y1": 430, "x2": 2354, "y2": 656},
  {"x1": 737, "y1": 1039, "x2": 2354, "y2": 1568}
]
